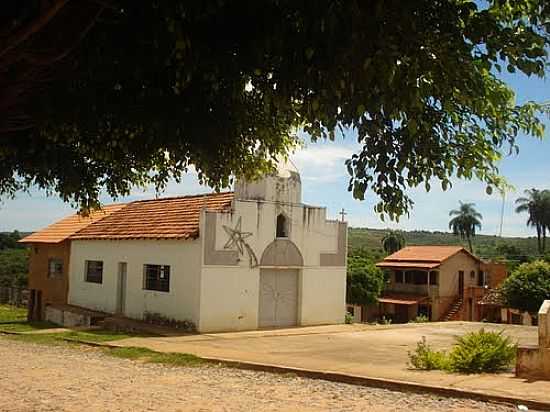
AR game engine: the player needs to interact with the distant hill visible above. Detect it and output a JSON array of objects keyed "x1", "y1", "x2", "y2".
[{"x1": 349, "y1": 227, "x2": 540, "y2": 260}]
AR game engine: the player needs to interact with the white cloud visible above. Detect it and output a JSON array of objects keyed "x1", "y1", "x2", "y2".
[{"x1": 291, "y1": 143, "x2": 357, "y2": 184}]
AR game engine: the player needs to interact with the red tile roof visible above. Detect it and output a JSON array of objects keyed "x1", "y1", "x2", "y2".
[
  {"x1": 376, "y1": 261, "x2": 441, "y2": 270},
  {"x1": 376, "y1": 246, "x2": 480, "y2": 270},
  {"x1": 70, "y1": 192, "x2": 234, "y2": 240},
  {"x1": 19, "y1": 204, "x2": 127, "y2": 244}
]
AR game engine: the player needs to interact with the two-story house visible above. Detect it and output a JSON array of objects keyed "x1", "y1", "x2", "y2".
[{"x1": 373, "y1": 246, "x2": 506, "y2": 323}]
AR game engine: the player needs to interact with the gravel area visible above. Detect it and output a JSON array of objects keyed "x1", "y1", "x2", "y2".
[{"x1": 0, "y1": 338, "x2": 521, "y2": 412}]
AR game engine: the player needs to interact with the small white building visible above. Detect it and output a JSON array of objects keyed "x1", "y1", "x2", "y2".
[{"x1": 64, "y1": 162, "x2": 347, "y2": 332}]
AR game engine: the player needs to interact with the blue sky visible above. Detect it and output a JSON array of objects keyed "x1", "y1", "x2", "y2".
[{"x1": 0, "y1": 72, "x2": 548, "y2": 236}]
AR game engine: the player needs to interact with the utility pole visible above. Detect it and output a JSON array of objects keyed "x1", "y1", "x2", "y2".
[{"x1": 499, "y1": 192, "x2": 506, "y2": 237}]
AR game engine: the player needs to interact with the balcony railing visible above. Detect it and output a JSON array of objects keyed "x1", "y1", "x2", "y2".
[{"x1": 385, "y1": 283, "x2": 439, "y2": 297}]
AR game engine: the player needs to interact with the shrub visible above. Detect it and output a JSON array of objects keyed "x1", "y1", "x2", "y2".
[
  {"x1": 408, "y1": 329, "x2": 516, "y2": 373},
  {"x1": 408, "y1": 337, "x2": 448, "y2": 370},
  {"x1": 410, "y1": 314, "x2": 429, "y2": 323},
  {"x1": 143, "y1": 312, "x2": 196, "y2": 332},
  {"x1": 447, "y1": 329, "x2": 516, "y2": 373},
  {"x1": 345, "y1": 312, "x2": 354, "y2": 324},
  {"x1": 378, "y1": 316, "x2": 392, "y2": 325}
]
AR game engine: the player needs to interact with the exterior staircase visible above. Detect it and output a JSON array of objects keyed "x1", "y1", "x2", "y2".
[{"x1": 441, "y1": 298, "x2": 463, "y2": 321}]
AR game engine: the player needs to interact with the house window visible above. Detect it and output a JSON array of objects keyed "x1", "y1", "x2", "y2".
[
  {"x1": 48, "y1": 258, "x2": 63, "y2": 278},
  {"x1": 478, "y1": 271, "x2": 485, "y2": 287},
  {"x1": 394, "y1": 270, "x2": 404, "y2": 283},
  {"x1": 276, "y1": 214, "x2": 289, "y2": 238},
  {"x1": 470, "y1": 270, "x2": 476, "y2": 279},
  {"x1": 85, "y1": 260, "x2": 103, "y2": 284},
  {"x1": 429, "y1": 271, "x2": 438, "y2": 286},
  {"x1": 511, "y1": 312, "x2": 522, "y2": 325},
  {"x1": 144, "y1": 264, "x2": 170, "y2": 292}
]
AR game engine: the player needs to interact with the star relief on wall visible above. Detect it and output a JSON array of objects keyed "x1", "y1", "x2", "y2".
[{"x1": 222, "y1": 217, "x2": 258, "y2": 267}]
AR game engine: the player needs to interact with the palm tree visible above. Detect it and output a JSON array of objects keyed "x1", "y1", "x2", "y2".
[
  {"x1": 381, "y1": 231, "x2": 406, "y2": 254},
  {"x1": 515, "y1": 189, "x2": 550, "y2": 254},
  {"x1": 448, "y1": 202, "x2": 482, "y2": 253}
]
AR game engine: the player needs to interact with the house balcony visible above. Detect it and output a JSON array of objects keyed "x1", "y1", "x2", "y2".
[{"x1": 385, "y1": 283, "x2": 440, "y2": 298}]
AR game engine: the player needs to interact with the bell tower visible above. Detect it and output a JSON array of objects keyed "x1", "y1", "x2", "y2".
[{"x1": 234, "y1": 158, "x2": 302, "y2": 204}]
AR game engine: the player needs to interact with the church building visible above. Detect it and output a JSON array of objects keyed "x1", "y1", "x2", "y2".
[{"x1": 21, "y1": 161, "x2": 347, "y2": 332}]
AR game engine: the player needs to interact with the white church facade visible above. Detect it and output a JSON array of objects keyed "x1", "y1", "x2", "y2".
[{"x1": 23, "y1": 162, "x2": 347, "y2": 332}]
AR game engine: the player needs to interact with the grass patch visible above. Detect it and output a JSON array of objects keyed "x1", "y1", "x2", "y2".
[
  {"x1": 0, "y1": 304, "x2": 27, "y2": 322},
  {"x1": 0, "y1": 313, "x2": 204, "y2": 369},
  {"x1": 107, "y1": 346, "x2": 205, "y2": 367},
  {"x1": 61, "y1": 329, "x2": 137, "y2": 343},
  {"x1": 0, "y1": 320, "x2": 58, "y2": 333}
]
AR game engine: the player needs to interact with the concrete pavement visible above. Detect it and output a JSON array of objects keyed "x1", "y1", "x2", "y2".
[{"x1": 110, "y1": 322, "x2": 550, "y2": 407}]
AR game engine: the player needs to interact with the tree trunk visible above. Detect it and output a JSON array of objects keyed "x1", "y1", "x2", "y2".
[
  {"x1": 543, "y1": 226, "x2": 547, "y2": 254},
  {"x1": 467, "y1": 237, "x2": 473, "y2": 253},
  {"x1": 537, "y1": 225, "x2": 542, "y2": 255}
]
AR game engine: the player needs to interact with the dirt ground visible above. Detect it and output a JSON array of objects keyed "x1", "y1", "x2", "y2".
[
  {"x1": 0, "y1": 338, "x2": 521, "y2": 412},
  {"x1": 110, "y1": 321, "x2": 549, "y2": 404}
]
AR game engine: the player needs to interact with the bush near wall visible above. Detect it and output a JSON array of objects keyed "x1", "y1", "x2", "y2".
[{"x1": 409, "y1": 329, "x2": 516, "y2": 374}]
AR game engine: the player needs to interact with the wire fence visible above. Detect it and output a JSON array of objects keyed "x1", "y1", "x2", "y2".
[{"x1": 0, "y1": 286, "x2": 29, "y2": 307}]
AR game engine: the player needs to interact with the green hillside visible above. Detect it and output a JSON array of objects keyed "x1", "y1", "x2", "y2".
[{"x1": 349, "y1": 227, "x2": 540, "y2": 261}]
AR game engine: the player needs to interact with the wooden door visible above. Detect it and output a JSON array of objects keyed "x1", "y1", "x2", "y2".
[{"x1": 458, "y1": 271, "x2": 464, "y2": 298}]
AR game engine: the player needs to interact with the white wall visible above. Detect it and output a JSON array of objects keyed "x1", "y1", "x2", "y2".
[
  {"x1": 198, "y1": 267, "x2": 260, "y2": 332},
  {"x1": 300, "y1": 267, "x2": 346, "y2": 325},
  {"x1": 68, "y1": 239, "x2": 202, "y2": 325}
]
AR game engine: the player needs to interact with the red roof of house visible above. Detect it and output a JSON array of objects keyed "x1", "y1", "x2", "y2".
[
  {"x1": 376, "y1": 261, "x2": 441, "y2": 270},
  {"x1": 19, "y1": 204, "x2": 127, "y2": 244},
  {"x1": 70, "y1": 192, "x2": 234, "y2": 240},
  {"x1": 376, "y1": 245, "x2": 480, "y2": 269}
]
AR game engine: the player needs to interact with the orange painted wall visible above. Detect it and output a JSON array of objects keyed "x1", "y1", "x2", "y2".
[{"x1": 27, "y1": 241, "x2": 70, "y2": 308}]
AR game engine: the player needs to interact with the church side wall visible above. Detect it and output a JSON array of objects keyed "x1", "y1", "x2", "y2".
[{"x1": 68, "y1": 239, "x2": 202, "y2": 325}]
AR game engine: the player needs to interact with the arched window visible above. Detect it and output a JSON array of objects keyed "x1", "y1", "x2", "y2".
[{"x1": 276, "y1": 214, "x2": 289, "y2": 238}]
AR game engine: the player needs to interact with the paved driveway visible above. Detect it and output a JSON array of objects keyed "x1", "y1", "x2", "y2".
[{"x1": 112, "y1": 322, "x2": 548, "y2": 404}]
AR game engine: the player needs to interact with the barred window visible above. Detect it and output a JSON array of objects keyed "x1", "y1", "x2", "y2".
[
  {"x1": 85, "y1": 260, "x2": 103, "y2": 284},
  {"x1": 48, "y1": 258, "x2": 63, "y2": 278},
  {"x1": 144, "y1": 264, "x2": 170, "y2": 292}
]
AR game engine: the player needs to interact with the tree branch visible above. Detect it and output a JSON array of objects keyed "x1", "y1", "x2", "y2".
[
  {"x1": 21, "y1": 5, "x2": 105, "y2": 67},
  {"x1": 0, "y1": 0, "x2": 71, "y2": 60}
]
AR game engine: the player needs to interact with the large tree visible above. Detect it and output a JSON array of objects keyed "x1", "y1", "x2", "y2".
[
  {"x1": 449, "y1": 201, "x2": 482, "y2": 253},
  {"x1": 346, "y1": 255, "x2": 386, "y2": 306},
  {"x1": 515, "y1": 188, "x2": 550, "y2": 254},
  {"x1": 501, "y1": 260, "x2": 550, "y2": 314},
  {"x1": 1, "y1": 1, "x2": 549, "y2": 215}
]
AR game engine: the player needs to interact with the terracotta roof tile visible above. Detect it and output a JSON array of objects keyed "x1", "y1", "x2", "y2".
[
  {"x1": 70, "y1": 192, "x2": 233, "y2": 240},
  {"x1": 477, "y1": 289, "x2": 504, "y2": 306},
  {"x1": 381, "y1": 246, "x2": 478, "y2": 264},
  {"x1": 19, "y1": 204, "x2": 127, "y2": 244},
  {"x1": 376, "y1": 261, "x2": 441, "y2": 270}
]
